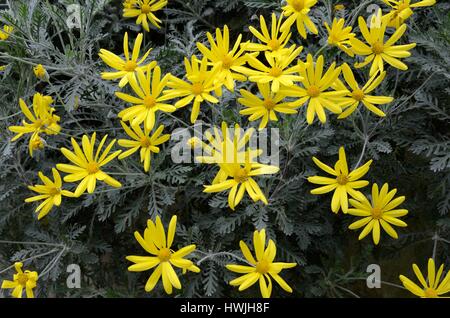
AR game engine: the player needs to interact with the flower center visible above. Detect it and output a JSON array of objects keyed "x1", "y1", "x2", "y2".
[
  {"x1": 268, "y1": 39, "x2": 280, "y2": 51},
  {"x1": 33, "y1": 119, "x2": 44, "y2": 128},
  {"x1": 191, "y1": 82, "x2": 204, "y2": 95},
  {"x1": 336, "y1": 174, "x2": 348, "y2": 185},
  {"x1": 158, "y1": 248, "x2": 171, "y2": 262},
  {"x1": 86, "y1": 162, "x2": 99, "y2": 174},
  {"x1": 371, "y1": 207, "x2": 383, "y2": 219},
  {"x1": 307, "y1": 85, "x2": 321, "y2": 98},
  {"x1": 255, "y1": 259, "x2": 270, "y2": 274},
  {"x1": 49, "y1": 187, "x2": 61, "y2": 196},
  {"x1": 424, "y1": 288, "x2": 438, "y2": 298},
  {"x1": 140, "y1": 4, "x2": 151, "y2": 14},
  {"x1": 291, "y1": 0, "x2": 304, "y2": 12},
  {"x1": 124, "y1": 60, "x2": 137, "y2": 72},
  {"x1": 222, "y1": 55, "x2": 234, "y2": 69},
  {"x1": 352, "y1": 89, "x2": 365, "y2": 101},
  {"x1": 372, "y1": 42, "x2": 384, "y2": 54},
  {"x1": 263, "y1": 98, "x2": 276, "y2": 110},
  {"x1": 234, "y1": 168, "x2": 248, "y2": 183},
  {"x1": 269, "y1": 66, "x2": 283, "y2": 78},
  {"x1": 140, "y1": 136, "x2": 151, "y2": 148},
  {"x1": 17, "y1": 273, "x2": 28, "y2": 286},
  {"x1": 328, "y1": 34, "x2": 339, "y2": 45},
  {"x1": 143, "y1": 95, "x2": 157, "y2": 108}
]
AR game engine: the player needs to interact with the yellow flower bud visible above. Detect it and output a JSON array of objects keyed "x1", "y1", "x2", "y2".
[{"x1": 33, "y1": 64, "x2": 49, "y2": 81}]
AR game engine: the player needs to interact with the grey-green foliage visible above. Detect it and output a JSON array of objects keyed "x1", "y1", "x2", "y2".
[{"x1": 0, "y1": 0, "x2": 449, "y2": 298}]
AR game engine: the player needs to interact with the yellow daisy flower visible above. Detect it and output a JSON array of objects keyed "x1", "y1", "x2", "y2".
[
  {"x1": 280, "y1": 54, "x2": 346, "y2": 124},
  {"x1": 334, "y1": 63, "x2": 393, "y2": 119},
  {"x1": 116, "y1": 65, "x2": 175, "y2": 131},
  {"x1": 196, "y1": 25, "x2": 249, "y2": 93},
  {"x1": 399, "y1": 258, "x2": 450, "y2": 298},
  {"x1": 163, "y1": 55, "x2": 220, "y2": 123},
  {"x1": 238, "y1": 82, "x2": 297, "y2": 130},
  {"x1": 0, "y1": 25, "x2": 13, "y2": 40},
  {"x1": 126, "y1": 215, "x2": 200, "y2": 295},
  {"x1": 350, "y1": 11, "x2": 416, "y2": 76},
  {"x1": 347, "y1": 183, "x2": 408, "y2": 245},
  {"x1": 195, "y1": 122, "x2": 261, "y2": 185},
  {"x1": 246, "y1": 13, "x2": 292, "y2": 58},
  {"x1": 226, "y1": 229, "x2": 297, "y2": 298},
  {"x1": 234, "y1": 45, "x2": 303, "y2": 93},
  {"x1": 324, "y1": 18, "x2": 355, "y2": 57},
  {"x1": 56, "y1": 133, "x2": 122, "y2": 197},
  {"x1": 204, "y1": 160, "x2": 279, "y2": 210},
  {"x1": 118, "y1": 122, "x2": 170, "y2": 172},
  {"x1": 123, "y1": 0, "x2": 168, "y2": 31},
  {"x1": 280, "y1": 0, "x2": 318, "y2": 39},
  {"x1": 382, "y1": 0, "x2": 437, "y2": 29},
  {"x1": 25, "y1": 168, "x2": 74, "y2": 220},
  {"x1": 1, "y1": 262, "x2": 38, "y2": 298},
  {"x1": 99, "y1": 32, "x2": 156, "y2": 88},
  {"x1": 308, "y1": 147, "x2": 372, "y2": 214},
  {"x1": 8, "y1": 93, "x2": 61, "y2": 141},
  {"x1": 195, "y1": 122, "x2": 257, "y2": 164}
]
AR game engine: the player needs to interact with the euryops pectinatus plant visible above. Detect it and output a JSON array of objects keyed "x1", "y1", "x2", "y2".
[{"x1": 0, "y1": 0, "x2": 449, "y2": 298}]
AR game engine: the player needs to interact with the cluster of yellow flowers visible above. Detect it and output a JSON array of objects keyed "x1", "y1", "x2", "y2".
[
  {"x1": 3, "y1": 0, "x2": 446, "y2": 299},
  {"x1": 8, "y1": 93, "x2": 61, "y2": 158},
  {"x1": 125, "y1": 215, "x2": 297, "y2": 298},
  {"x1": 308, "y1": 146, "x2": 408, "y2": 245}
]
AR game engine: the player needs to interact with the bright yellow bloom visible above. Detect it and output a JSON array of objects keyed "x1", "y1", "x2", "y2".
[
  {"x1": 56, "y1": 133, "x2": 122, "y2": 197},
  {"x1": 234, "y1": 45, "x2": 303, "y2": 93},
  {"x1": 8, "y1": 93, "x2": 61, "y2": 141},
  {"x1": 25, "y1": 168, "x2": 74, "y2": 220},
  {"x1": 0, "y1": 65, "x2": 6, "y2": 72},
  {"x1": 308, "y1": 147, "x2": 372, "y2": 214},
  {"x1": 204, "y1": 160, "x2": 279, "y2": 210},
  {"x1": 399, "y1": 258, "x2": 450, "y2": 298},
  {"x1": 116, "y1": 65, "x2": 175, "y2": 131},
  {"x1": 118, "y1": 122, "x2": 170, "y2": 172},
  {"x1": 347, "y1": 183, "x2": 408, "y2": 245},
  {"x1": 246, "y1": 13, "x2": 292, "y2": 58},
  {"x1": 196, "y1": 25, "x2": 248, "y2": 93},
  {"x1": 163, "y1": 55, "x2": 220, "y2": 123},
  {"x1": 0, "y1": 25, "x2": 13, "y2": 40},
  {"x1": 123, "y1": 0, "x2": 168, "y2": 31},
  {"x1": 350, "y1": 11, "x2": 416, "y2": 76},
  {"x1": 324, "y1": 18, "x2": 355, "y2": 57},
  {"x1": 28, "y1": 133, "x2": 45, "y2": 157},
  {"x1": 239, "y1": 82, "x2": 297, "y2": 130},
  {"x1": 99, "y1": 32, "x2": 156, "y2": 88},
  {"x1": 226, "y1": 229, "x2": 296, "y2": 298},
  {"x1": 281, "y1": 0, "x2": 318, "y2": 39},
  {"x1": 382, "y1": 0, "x2": 437, "y2": 29},
  {"x1": 195, "y1": 122, "x2": 261, "y2": 185},
  {"x1": 334, "y1": 63, "x2": 393, "y2": 118},
  {"x1": 33, "y1": 64, "x2": 48, "y2": 80},
  {"x1": 126, "y1": 215, "x2": 200, "y2": 294},
  {"x1": 1, "y1": 262, "x2": 38, "y2": 298},
  {"x1": 280, "y1": 54, "x2": 346, "y2": 124}
]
